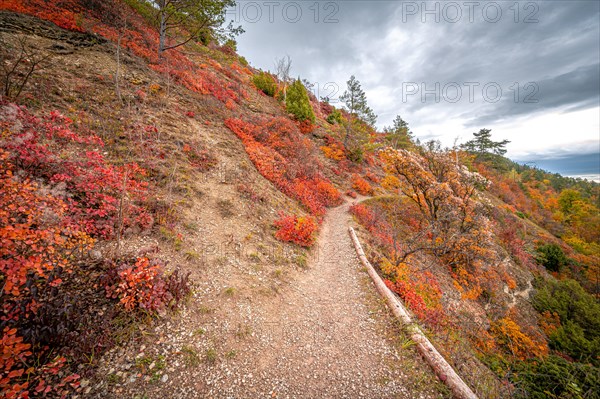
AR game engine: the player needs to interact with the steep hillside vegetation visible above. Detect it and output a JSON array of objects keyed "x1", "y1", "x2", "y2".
[
  {"x1": 352, "y1": 146, "x2": 599, "y2": 397},
  {"x1": 1, "y1": 1, "x2": 598, "y2": 398}
]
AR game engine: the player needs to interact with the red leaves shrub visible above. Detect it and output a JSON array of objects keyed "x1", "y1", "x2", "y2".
[
  {"x1": 1, "y1": 326, "x2": 80, "y2": 399},
  {"x1": 0, "y1": 104, "x2": 189, "y2": 396},
  {"x1": 274, "y1": 213, "x2": 318, "y2": 247},
  {"x1": 0, "y1": 148, "x2": 93, "y2": 311},
  {"x1": 385, "y1": 275, "x2": 446, "y2": 328},
  {"x1": 105, "y1": 257, "x2": 190, "y2": 313},
  {"x1": 1, "y1": 0, "x2": 85, "y2": 32},
  {"x1": 346, "y1": 190, "x2": 357, "y2": 199},
  {"x1": 1, "y1": 104, "x2": 152, "y2": 239},
  {"x1": 385, "y1": 279, "x2": 428, "y2": 319},
  {"x1": 350, "y1": 203, "x2": 376, "y2": 229},
  {"x1": 1, "y1": 327, "x2": 32, "y2": 398},
  {"x1": 352, "y1": 174, "x2": 373, "y2": 195},
  {"x1": 225, "y1": 116, "x2": 341, "y2": 217},
  {"x1": 0, "y1": 149, "x2": 87, "y2": 399}
]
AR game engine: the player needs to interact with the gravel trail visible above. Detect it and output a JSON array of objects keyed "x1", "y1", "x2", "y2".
[{"x1": 200, "y1": 200, "x2": 438, "y2": 398}]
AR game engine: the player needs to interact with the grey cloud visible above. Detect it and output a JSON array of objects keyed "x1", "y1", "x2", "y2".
[
  {"x1": 465, "y1": 63, "x2": 600, "y2": 126},
  {"x1": 232, "y1": 0, "x2": 599, "y2": 156}
]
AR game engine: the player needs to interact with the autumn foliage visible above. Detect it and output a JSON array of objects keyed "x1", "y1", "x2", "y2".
[
  {"x1": 379, "y1": 147, "x2": 493, "y2": 296},
  {"x1": 0, "y1": 0, "x2": 246, "y2": 106},
  {"x1": 351, "y1": 174, "x2": 373, "y2": 195},
  {"x1": 490, "y1": 317, "x2": 548, "y2": 360},
  {"x1": 105, "y1": 257, "x2": 190, "y2": 312},
  {"x1": 0, "y1": 103, "x2": 188, "y2": 397},
  {"x1": 225, "y1": 116, "x2": 341, "y2": 219},
  {"x1": 274, "y1": 213, "x2": 318, "y2": 247},
  {"x1": 0, "y1": 148, "x2": 87, "y2": 398},
  {"x1": 1, "y1": 104, "x2": 152, "y2": 239},
  {"x1": 320, "y1": 135, "x2": 346, "y2": 161}
]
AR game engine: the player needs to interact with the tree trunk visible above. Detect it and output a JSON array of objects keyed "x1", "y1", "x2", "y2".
[{"x1": 159, "y1": 10, "x2": 167, "y2": 56}]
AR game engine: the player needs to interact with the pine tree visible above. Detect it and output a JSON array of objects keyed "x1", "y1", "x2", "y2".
[
  {"x1": 339, "y1": 75, "x2": 377, "y2": 126},
  {"x1": 286, "y1": 78, "x2": 315, "y2": 122},
  {"x1": 384, "y1": 115, "x2": 413, "y2": 149},
  {"x1": 339, "y1": 75, "x2": 377, "y2": 151},
  {"x1": 462, "y1": 128, "x2": 510, "y2": 155}
]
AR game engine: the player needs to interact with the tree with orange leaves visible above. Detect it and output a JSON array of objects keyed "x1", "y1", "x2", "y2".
[{"x1": 379, "y1": 142, "x2": 493, "y2": 294}]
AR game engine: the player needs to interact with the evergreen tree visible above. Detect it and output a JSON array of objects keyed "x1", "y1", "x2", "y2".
[
  {"x1": 339, "y1": 75, "x2": 377, "y2": 127},
  {"x1": 286, "y1": 78, "x2": 315, "y2": 122},
  {"x1": 462, "y1": 128, "x2": 510, "y2": 155},
  {"x1": 383, "y1": 115, "x2": 413, "y2": 149}
]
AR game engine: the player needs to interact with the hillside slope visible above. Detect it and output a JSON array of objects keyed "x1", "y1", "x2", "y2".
[{"x1": 0, "y1": 7, "x2": 445, "y2": 399}]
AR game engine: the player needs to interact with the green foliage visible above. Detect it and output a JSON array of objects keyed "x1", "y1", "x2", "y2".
[
  {"x1": 559, "y1": 189, "x2": 582, "y2": 215},
  {"x1": 339, "y1": 75, "x2": 377, "y2": 126},
  {"x1": 346, "y1": 146, "x2": 364, "y2": 163},
  {"x1": 536, "y1": 243, "x2": 568, "y2": 272},
  {"x1": 383, "y1": 115, "x2": 413, "y2": 149},
  {"x1": 153, "y1": 0, "x2": 244, "y2": 53},
  {"x1": 252, "y1": 71, "x2": 277, "y2": 97},
  {"x1": 326, "y1": 108, "x2": 343, "y2": 124},
  {"x1": 123, "y1": 0, "x2": 156, "y2": 22},
  {"x1": 462, "y1": 128, "x2": 510, "y2": 156},
  {"x1": 550, "y1": 321, "x2": 599, "y2": 363},
  {"x1": 286, "y1": 78, "x2": 315, "y2": 122},
  {"x1": 514, "y1": 355, "x2": 599, "y2": 399},
  {"x1": 223, "y1": 38, "x2": 237, "y2": 52},
  {"x1": 532, "y1": 278, "x2": 600, "y2": 365}
]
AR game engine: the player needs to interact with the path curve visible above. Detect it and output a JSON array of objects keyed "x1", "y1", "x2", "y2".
[{"x1": 203, "y1": 200, "x2": 440, "y2": 398}]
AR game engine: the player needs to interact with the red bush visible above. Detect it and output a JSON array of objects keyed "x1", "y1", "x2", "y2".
[
  {"x1": 297, "y1": 120, "x2": 315, "y2": 134},
  {"x1": 1, "y1": 104, "x2": 152, "y2": 239},
  {"x1": 365, "y1": 171, "x2": 380, "y2": 183},
  {"x1": 0, "y1": 148, "x2": 87, "y2": 399},
  {"x1": 225, "y1": 117, "x2": 341, "y2": 217},
  {"x1": 274, "y1": 213, "x2": 318, "y2": 247},
  {"x1": 104, "y1": 257, "x2": 189, "y2": 312}
]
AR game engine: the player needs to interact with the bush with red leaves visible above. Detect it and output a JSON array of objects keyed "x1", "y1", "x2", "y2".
[{"x1": 274, "y1": 213, "x2": 318, "y2": 247}]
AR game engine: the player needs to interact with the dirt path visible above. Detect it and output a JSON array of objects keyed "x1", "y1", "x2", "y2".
[
  {"x1": 95, "y1": 200, "x2": 443, "y2": 398},
  {"x1": 194, "y1": 200, "x2": 441, "y2": 398}
]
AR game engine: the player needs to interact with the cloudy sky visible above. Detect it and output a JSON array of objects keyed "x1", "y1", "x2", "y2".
[{"x1": 228, "y1": 1, "x2": 600, "y2": 180}]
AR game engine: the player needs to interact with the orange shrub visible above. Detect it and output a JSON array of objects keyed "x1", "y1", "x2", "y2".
[
  {"x1": 352, "y1": 174, "x2": 372, "y2": 195},
  {"x1": 274, "y1": 213, "x2": 318, "y2": 247},
  {"x1": 491, "y1": 317, "x2": 548, "y2": 360},
  {"x1": 321, "y1": 144, "x2": 345, "y2": 161},
  {"x1": 297, "y1": 120, "x2": 315, "y2": 134},
  {"x1": 105, "y1": 257, "x2": 190, "y2": 313}
]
